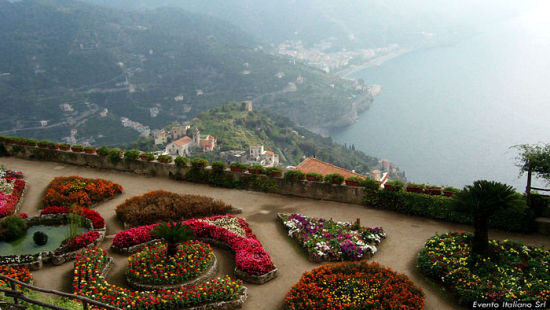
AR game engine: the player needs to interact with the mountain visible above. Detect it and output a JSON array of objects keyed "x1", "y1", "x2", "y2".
[
  {"x1": 127, "y1": 102, "x2": 381, "y2": 174},
  {"x1": 0, "y1": 0, "x2": 370, "y2": 145},
  {"x1": 82, "y1": 0, "x2": 532, "y2": 49}
]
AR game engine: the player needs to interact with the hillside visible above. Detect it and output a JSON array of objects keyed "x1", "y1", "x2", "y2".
[
  {"x1": 167, "y1": 102, "x2": 379, "y2": 174},
  {"x1": 0, "y1": 0, "x2": 370, "y2": 145}
]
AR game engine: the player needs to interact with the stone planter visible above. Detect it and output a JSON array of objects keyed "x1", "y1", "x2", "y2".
[
  {"x1": 230, "y1": 166, "x2": 243, "y2": 172},
  {"x1": 84, "y1": 148, "x2": 96, "y2": 154},
  {"x1": 270, "y1": 171, "x2": 282, "y2": 178},
  {"x1": 406, "y1": 186, "x2": 423, "y2": 194},
  {"x1": 37, "y1": 143, "x2": 48, "y2": 148},
  {"x1": 139, "y1": 154, "x2": 148, "y2": 161},
  {"x1": 47, "y1": 144, "x2": 59, "y2": 150},
  {"x1": 71, "y1": 147, "x2": 83, "y2": 152},
  {"x1": 306, "y1": 175, "x2": 320, "y2": 182},
  {"x1": 425, "y1": 187, "x2": 441, "y2": 195},
  {"x1": 59, "y1": 145, "x2": 71, "y2": 151},
  {"x1": 6, "y1": 139, "x2": 16, "y2": 144},
  {"x1": 345, "y1": 180, "x2": 359, "y2": 187},
  {"x1": 443, "y1": 190, "x2": 455, "y2": 197},
  {"x1": 248, "y1": 168, "x2": 261, "y2": 175}
]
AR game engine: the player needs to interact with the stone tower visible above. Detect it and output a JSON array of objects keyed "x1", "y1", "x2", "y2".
[{"x1": 244, "y1": 101, "x2": 253, "y2": 112}]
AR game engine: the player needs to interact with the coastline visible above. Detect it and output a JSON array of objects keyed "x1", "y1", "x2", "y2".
[{"x1": 334, "y1": 48, "x2": 412, "y2": 78}]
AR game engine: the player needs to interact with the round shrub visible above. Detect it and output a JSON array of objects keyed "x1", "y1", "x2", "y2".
[
  {"x1": 211, "y1": 161, "x2": 226, "y2": 172},
  {"x1": 191, "y1": 157, "x2": 208, "y2": 168},
  {"x1": 284, "y1": 170, "x2": 305, "y2": 181},
  {"x1": 174, "y1": 156, "x2": 189, "y2": 167},
  {"x1": 0, "y1": 215, "x2": 28, "y2": 242},
  {"x1": 285, "y1": 261, "x2": 425, "y2": 310},
  {"x1": 324, "y1": 173, "x2": 344, "y2": 185},
  {"x1": 97, "y1": 146, "x2": 110, "y2": 156},
  {"x1": 33, "y1": 231, "x2": 48, "y2": 246},
  {"x1": 115, "y1": 190, "x2": 237, "y2": 227},
  {"x1": 123, "y1": 149, "x2": 140, "y2": 161}
]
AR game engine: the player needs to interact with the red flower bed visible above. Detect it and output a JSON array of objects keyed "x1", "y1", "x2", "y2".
[
  {"x1": 113, "y1": 215, "x2": 276, "y2": 276},
  {"x1": 0, "y1": 264, "x2": 33, "y2": 289},
  {"x1": 41, "y1": 176, "x2": 122, "y2": 208},
  {"x1": 0, "y1": 177, "x2": 26, "y2": 219},
  {"x1": 41, "y1": 206, "x2": 105, "y2": 229},
  {"x1": 285, "y1": 261, "x2": 425, "y2": 310},
  {"x1": 57, "y1": 231, "x2": 100, "y2": 254}
]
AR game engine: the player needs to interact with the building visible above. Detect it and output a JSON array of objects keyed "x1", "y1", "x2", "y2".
[
  {"x1": 247, "y1": 145, "x2": 279, "y2": 167},
  {"x1": 165, "y1": 127, "x2": 216, "y2": 155},
  {"x1": 243, "y1": 101, "x2": 253, "y2": 112},
  {"x1": 170, "y1": 125, "x2": 190, "y2": 140},
  {"x1": 295, "y1": 157, "x2": 365, "y2": 179},
  {"x1": 154, "y1": 131, "x2": 168, "y2": 145},
  {"x1": 166, "y1": 136, "x2": 193, "y2": 156}
]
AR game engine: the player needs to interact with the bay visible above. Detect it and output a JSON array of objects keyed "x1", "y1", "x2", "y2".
[{"x1": 330, "y1": 5, "x2": 550, "y2": 190}]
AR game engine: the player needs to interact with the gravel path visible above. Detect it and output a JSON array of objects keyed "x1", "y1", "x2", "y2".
[{"x1": 3, "y1": 157, "x2": 549, "y2": 310}]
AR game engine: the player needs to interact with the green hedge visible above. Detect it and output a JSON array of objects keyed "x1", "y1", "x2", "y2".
[{"x1": 364, "y1": 190, "x2": 535, "y2": 233}]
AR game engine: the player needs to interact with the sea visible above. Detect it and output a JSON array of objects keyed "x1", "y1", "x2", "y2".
[{"x1": 330, "y1": 4, "x2": 550, "y2": 190}]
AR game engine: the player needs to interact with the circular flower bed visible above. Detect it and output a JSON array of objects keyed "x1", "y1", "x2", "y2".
[
  {"x1": 115, "y1": 190, "x2": 238, "y2": 227},
  {"x1": 42, "y1": 176, "x2": 122, "y2": 208},
  {"x1": 127, "y1": 240, "x2": 214, "y2": 286},
  {"x1": 417, "y1": 232, "x2": 550, "y2": 306},
  {"x1": 285, "y1": 261, "x2": 425, "y2": 310}
]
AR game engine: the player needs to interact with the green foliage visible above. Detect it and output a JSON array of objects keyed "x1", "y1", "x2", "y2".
[
  {"x1": 84, "y1": 146, "x2": 95, "y2": 151},
  {"x1": 407, "y1": 182, "x2": 425, "y2": 189},
  {"x1": 346, "y1": 176, "x2": 362, "y2": 182},
  {"x1": 144, "y1": 152, "x2": 155, "y2": 162},
  {"x1": 72, "y1": 144, "x2": 84, "y2": 149},
  {"x1": 230, "y1": 162, "x2": 247, "y2": 169},
  {"x1": 513, "y1": 143, "x2": 550, "y2": 183},
  {"x1": 191, "y1": 157, "x2": 208, "y2": 168},
  {"x1": 211, "y1": 161, "x2": 226, "y2": 172},
  {"x1": 123, "y1": 149, "x2": 140, "y2": 161},
  {"x1": 363, "y1": 189, "x2": 534, "y2": 233},
  {"x1": 97, "y1": 146, "x2": 110, "y2": 156},
  {"x1": 59, "y1": 143, "x2": 70, "y2": 147},
  {"x1": 266, "y1": 166, "x2": 283, "y2": 177},
  {"x1": 248, "y1": 164, "x2": 266, "y2": 174},
  {"x1": 284, "y1": 170, "x2": 305, "y2": 181},
  {"x1": 305, "y1": 172, "x2": 323, "y2": 181},
  {"x1": 443, "y1": 186, "x2": 461, "y2": 192},
  {"x1": 174, "y1": 156, "x2": 189, "y2": 167},
  {"x1": 0, "y1": 215, "x2": 27, "y2": 242},
  {"x1": 33, "y1": 231, "x2": 48, "y2": 246},
  {"x1": 38, "y1": 139, "x2": 49, "y2": 145},
  {"x1": 150, "y1": 221, "x2": 194, "y2": 244},
  {"x1": 385, "y1": 180, "x2": 405, "y2": 191},
  {"x1": 109, "y1": 148, "x2": 122, "y2": 161},
  {"x1": 324, "y1": 173, "x2": 344, "y2": 185},
  {"x1": 360, "y1": 177, "x2": 380, "y2": 190}
]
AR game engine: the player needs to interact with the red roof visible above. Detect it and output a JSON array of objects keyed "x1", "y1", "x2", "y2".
[
  {"x1": 173, "y1": 136, "x2": 193, "y2": 146},
  {"x1": 265, "y1": 151, "x2": 274, "y2": 155},
  {"x1": 200, "y1": 140, "x2": 213, "y2": 147},
  {"x1": 295, "y1": 158, "x2": 364, "y2": 179}
]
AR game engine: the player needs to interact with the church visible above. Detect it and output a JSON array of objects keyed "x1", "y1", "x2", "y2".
[{"x1": 165, "y1": 127, "x2": 216, "y2": 156}]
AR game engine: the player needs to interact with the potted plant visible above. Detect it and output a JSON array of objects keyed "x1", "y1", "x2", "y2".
[
  {"x1": 248, "y1": 164, "x2": 265, "y2": 175},
  {"x1": 71, "y1": 144, "x2": 84, "y2": 152},
  {"x1": 384, "y1": 180, "x2": 404, "y2": 192},
  {"x1": 284, "y1": 170, "x2": 306, "y2": 181},
  {"x1": 443, "y1": 186, "x2": 460, "y2": 197},
  {"x1": 175, "y1": 156, "x2": 189, "y2": 167},
  {"x1": 191, "y1": 157, "x2": 208, "y2": 168},
  {"x1": 97, "y1": 146, "x2": 110, "y2": 156},
  {"x1": 84, "y1": 146, "x2": 96, "y2": 154},
  {"x1": 6, "y1": 136, "x2": 16, "y2": 144},
  {"x1": 211, "y1": 161, "x2": 227, "y2": 172},
  {"x1": 15, "y1": 137, "x2": 25, "y2": 145},
  {"x1": 425, "y1": 185, "x2": 442, "y2": 196},
  {"x1": 266, "y1": 166, "x2": 283, "y2": 177},
  {"x1": 109, "y1": 148, "x2": 122, "y2": 160},
  {"x1": 345, "y1": 176, "x2": 363, "y2": 187},
  {"x1": 324, "y1": 173, "x2": 345, "y2": 185},
  {"x1": 37, "y1": 140, "x2": 49, "y2": 148},
  {"x1": 230, "y1": 162, "x2": 247, "y2": 172},
  {"x1": 144, "y1": 152, "x2": 155, "y2": 162},
  {"x1": 157, "y1": 154, "x2": 173, "y2": 163},
  {"x1": 406, "y1": 182, "x2": 425, "y2": 194},
  {"x1": 360, "y1": 177, "x2": 381, "y2": 190},
  {"x1": 25, "y1": 138, "x2": 37, "y2": 146},
  {"x1": 59, "y1": 143, "x2": 71, "y2": 151},
  {"x1": 47, "y1": 141, "x2": 59, "y2": 150},
  {"x1": 306, "y1": 172, "x2": 323, "y2": 182},
  {"x1": 123, "y1": 149, "x2": 140, "y2": 161}
]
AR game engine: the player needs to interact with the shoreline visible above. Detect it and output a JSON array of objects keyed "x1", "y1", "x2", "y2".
[{"x1": 334, "y1": 48, "x2": 413, "y2": 78}]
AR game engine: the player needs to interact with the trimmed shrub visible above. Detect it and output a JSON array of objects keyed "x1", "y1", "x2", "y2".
[
  {"x1": 123, "y1": 149, "x2": 140, "y2": 161},
  {"x1": 157, "y1": 155, "x2": 173, "y2": 163},
  {"x1": 33, "y1": 231, "x2": 48, "y2": 246},
  {"x1": 191, "y1": 157, "x2": 208, "y2": 168},
  {"x1": 211, "y1": 161, "x2": 226, "y2": 172},
  {"x1": 324, "y1": 173, "x2": 344, "y2": 185},
  {"x1": 97, "y1": 146, "x2": 110, "y2": 156},
  {"x1": 115, "y1": 190, "x2": 237, "y2": 227},
  {"x1": 109, "y1": 148, "x2": 122, "y2": 160},
  {"x1": 265, "y1": 166, "x2": 283, "y2": 177},
  {"x1": 306, "y1": 172, "x2": 323, "y2": 181}
]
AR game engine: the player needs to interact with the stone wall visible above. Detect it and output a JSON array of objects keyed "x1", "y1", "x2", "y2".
[{"x1": 5, "y1": 144, "x2": 366, "y2": 205}]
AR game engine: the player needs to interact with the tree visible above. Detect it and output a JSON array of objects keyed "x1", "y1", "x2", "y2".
[
  {"x1": 514, "y1": 143, "x2": 550, "y2": 184},
  {"x1": 150, "y1": 221, "x2": 195, "y2": 258},
  {"x1": 451, "y1": 180, "x2": 525, "y2": 258}
]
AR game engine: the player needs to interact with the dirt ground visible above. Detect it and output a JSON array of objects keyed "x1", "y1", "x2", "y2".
[{"x1": 3, "y1": 157, "x2": 549, "y2": 310}]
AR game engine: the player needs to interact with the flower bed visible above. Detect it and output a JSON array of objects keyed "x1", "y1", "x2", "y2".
[
  {"x1": 0, "y1": 264, "x2": 33, "y2": 289},
  {"x1": 0, "y1": 173, "x2": 26, "y2": 219},
  {"x1": 41, "y1": 206, "x2": 105, "y2": 229},
  {"x1": 127, "y1": 240, "x2": 214, "y2": 286},
  {"x1": 41, "y1": 176, "x2": 122, "y2": 208},
  {"x1": 74, "y1": 248, "x2": 247, "y2": 309},
  {"x1": 115, "y1": 190, "x2": 240, "y2": 227},
  {"x1": 284, "y1": 260, "x2": 425, "y2": 310},
  {"x1": 279, "y1": 213, "x2": 386, "y2": 262},
  {"x1": 112, "y1": 215, "x2": 278, "y2": 283},
  {"x1": 417, "y1": 232, "x2": 550, "y2": 306}
]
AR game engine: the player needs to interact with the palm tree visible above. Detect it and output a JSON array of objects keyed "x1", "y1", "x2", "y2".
[
  {"x1": 150, "y1": 221, "x2": 194, "y2": 258},
  {"x1": 452, "y1": 180, "x2": 525, "y2": 257}
]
